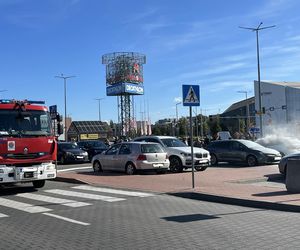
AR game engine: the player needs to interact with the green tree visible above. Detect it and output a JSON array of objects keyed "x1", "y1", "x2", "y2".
[{"x1": 209, "y1": 117, "x2": 222, "y2": 139}]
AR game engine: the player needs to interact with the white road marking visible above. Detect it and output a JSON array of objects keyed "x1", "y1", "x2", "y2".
[
  {"x1": 16, "y1": 193, "x2": 92, "y2": 208},
  {"x1": 0, "y1": 213, "x2": 9, "y2": 218},
  {"x1": 43, "y1": 213, "x2": 90, "y2": 226},
  {"x1": 57, "y1": 166, "x2": 92, "y2": 172},
  {"x1": 73, "y1": 185, "x2": 154, "y2": 197},
  {"x1": 44, "y1": 189, "x2": 126, "y2": 202},
  {"x1": 0, "y1": 197, "x2": 52, "y2": 213}
]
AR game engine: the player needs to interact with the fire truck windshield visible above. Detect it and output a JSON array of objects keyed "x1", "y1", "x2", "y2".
[{"x1": 0, "y1": 110, "x2": 52, "y2": 137}]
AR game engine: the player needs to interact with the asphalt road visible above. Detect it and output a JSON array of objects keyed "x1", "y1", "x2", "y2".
[
  {"x1": 0, "y1": 180, "x2": 299, "y2": 249},
  {"x1": 57, "y1": 162, "x2": 93, "y2": 173}
]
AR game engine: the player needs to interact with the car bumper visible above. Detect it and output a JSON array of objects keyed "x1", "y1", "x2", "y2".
[
  {"x1": 135, "y1": 161, "x2": 170, "y2": 171},
  {"x1": 65, "y1": 155, "x2": 89, "y2": 163},
  {"x1": 184, "y1": 159, "x2": 211, "y2": 167}
]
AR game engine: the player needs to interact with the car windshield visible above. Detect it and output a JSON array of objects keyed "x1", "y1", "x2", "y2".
[
  {"x1": 0, "y1": 109, "x2": 52, "y2": 137},
  {"x1": 240, "y1": 140, "x2": 266, "y2": 149},
  {"x1": 161, "y1": 138, "x2": 188, "y2": 147},
  {"x1": 60, "y1": 143, "x2": 80, "y2": 150},
  {"x1": 141, "y1": 144, "x2": 164, "y2": 153}
]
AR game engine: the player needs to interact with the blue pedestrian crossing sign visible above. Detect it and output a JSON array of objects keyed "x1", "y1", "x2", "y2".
[{"x1": 182, "y1": 85, "x2": 200, "y2": 106}]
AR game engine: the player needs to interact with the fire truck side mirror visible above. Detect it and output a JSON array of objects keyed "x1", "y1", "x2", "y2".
[{"x1": 57, "y1": 123, "x2": 63, "y2": 135}]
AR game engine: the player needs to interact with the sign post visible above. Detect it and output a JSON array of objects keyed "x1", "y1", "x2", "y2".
[{"x1": 182, "y1": 85, "x2": 200, "y2": 188}]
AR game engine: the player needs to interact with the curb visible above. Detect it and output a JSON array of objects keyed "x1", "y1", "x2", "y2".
[
  {"x1": 169, "y1": 192, "x2": 300, "y2": 213},
  {"x1": 51, "y1": 176, "x2": 88, "y2": 185}
]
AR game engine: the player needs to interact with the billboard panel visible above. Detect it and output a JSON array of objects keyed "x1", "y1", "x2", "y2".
[{"x1": 106, "y1": 83, "x2": 144, "y2": 96}]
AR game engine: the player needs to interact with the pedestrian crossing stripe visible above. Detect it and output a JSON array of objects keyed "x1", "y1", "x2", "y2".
[
  {"x1": 72, "y1": 185, "x2": 154, "y2": 197},
  {"x1": 0, "y1": 197, "x2": 52, "y2": 213},
  {"x1": 0, "y1": 212, "x2": 9, "y2": 218},
  {"x1": 16, "y1": 193, "x2": 92, "y2": 207},
  {"x1": 44, "y1": 189, "x2": 126, "y2": 202},
  {"x1": 184, "y1": 86, "x2": 199, "y2": 103}
]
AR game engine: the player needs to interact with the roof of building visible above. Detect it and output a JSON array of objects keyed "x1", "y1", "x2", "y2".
[
  {"x1": 222, "y1": 97, "x2": 255, "y2": 114},
  {"x1": 258, "y1": 81, "x2": 300, "y2": 88},
  {"x1": 69, "y1": 121, "x2": 110, "y2": 134}
]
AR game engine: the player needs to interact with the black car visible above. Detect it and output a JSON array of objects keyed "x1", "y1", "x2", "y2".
[
  {"x1": 206, "y1": 139, "x2": 282, "y2": 166},
  {"x1": 77, "y1": 140, "x2": 108, "y2": 161},
  {"x1": 57, "y1": 142, "x2": 89, "y2": 164}
]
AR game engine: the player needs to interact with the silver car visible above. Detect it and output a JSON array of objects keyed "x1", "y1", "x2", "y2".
[
  {"x1": 91, "y1": 142, "x2": 170, "y2": 175},
  {"x1": 278, "y1": 152, "x2": 300, "y2": 175}
]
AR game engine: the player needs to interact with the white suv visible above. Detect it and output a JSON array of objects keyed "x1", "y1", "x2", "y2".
[{"x1": 134, "y1": 136, "x2": 210, "y2": 173}]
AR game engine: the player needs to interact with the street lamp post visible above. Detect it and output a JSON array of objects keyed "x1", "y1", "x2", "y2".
[
  {"x1": 237, "y1": 90, "x2": 250, "y2": 133},
  {"x1": 95, "y1": 98, "x2": 104, "y2": 121},
  {"x1": 175, "y1": 102, "x2": 181, "y2": 136},
  {"x1": 239, "y1": 22, "x2": 275, "y2": 137},
  {"x1": 55, "y1": 74, "x2": 76, "y2": 142}
]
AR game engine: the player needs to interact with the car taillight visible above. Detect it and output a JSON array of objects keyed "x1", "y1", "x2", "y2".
[{"x1": 137, "y1": 154, "x2": 147, "y2": 161}]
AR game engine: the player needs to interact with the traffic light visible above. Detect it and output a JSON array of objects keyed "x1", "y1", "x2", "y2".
[
  {"x1": 56, "y1": 113, "x2": 62, "y2": 122},
  {"x1": 262, "y1": 107, "x2": 266, "y2": 114}
]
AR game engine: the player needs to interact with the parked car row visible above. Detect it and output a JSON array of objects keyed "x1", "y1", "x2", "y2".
[
  {"x1": 57, "y1": 136, "x2": 286, "y2": 176},
  {"x1": 92, "y1": 136, "x2": 211, "y2": 175}
]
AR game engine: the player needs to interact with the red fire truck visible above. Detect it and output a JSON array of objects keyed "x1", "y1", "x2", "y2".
[{"x1": 0, "y1": 99, "x2": 60, "y2": 188}]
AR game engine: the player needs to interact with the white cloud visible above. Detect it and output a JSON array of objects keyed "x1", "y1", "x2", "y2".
[{"x1": 174, "y1": 97, "x2": 182, "y2": 103}]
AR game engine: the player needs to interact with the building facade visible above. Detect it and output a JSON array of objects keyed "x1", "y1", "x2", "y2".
[{"x1": 254, "y1": 81, "x2": 300, "y2": 135}]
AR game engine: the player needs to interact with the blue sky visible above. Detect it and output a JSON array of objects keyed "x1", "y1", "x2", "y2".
[{"x1": 1, "y1": 0, "x2": 300, "y2": 123}]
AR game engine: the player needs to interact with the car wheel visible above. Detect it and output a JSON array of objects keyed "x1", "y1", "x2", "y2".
[
  {"x1": 93, "y1": 160, "x2": 103, "y2": 172},
  {"x1": 32, "y1": 180, "x2": 45, "y2": 188},
  {"x1": 247, "y1": 155, "x2": 257, "y2": 167},
  {"x1": 211, "y1": 154, "x2": 218, "y2": 166},
  {"x1": 125, "y1": 162, "x2": 136, "y2": 175},
  {"x1": 195, "y1": 166, "x2": 208, "y2": 171},
  {"x1": 169, "y1": 156, "x2": 183, "y2": 173}
]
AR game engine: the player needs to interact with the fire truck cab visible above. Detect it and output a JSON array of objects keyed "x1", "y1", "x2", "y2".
[{"x1": 0, "y1": 99, "x2": 58, "y2": 188}]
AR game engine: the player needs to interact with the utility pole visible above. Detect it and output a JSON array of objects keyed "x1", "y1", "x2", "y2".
[
  {"x1": 175, "y1": 102, "x2": 181, "y2": 136},
  {"x1": 55, "y1": 74, "x2": 76, "y2": 142},
  {"x1": 239, "y1": 22, "x2": 275, "y2": 137},
  {"x1": 95, "y1": 98, "x2": 104, "y2": 121}
]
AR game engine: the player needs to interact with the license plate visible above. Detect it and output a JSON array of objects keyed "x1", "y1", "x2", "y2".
[
  {"x1": 24, "y1": 172, "x2": 34, "y2": 178},
  {"x1": 76, "y1": 156, "x2": 84, "y2": 159},
  {"x1": 153, "y1": 163, "x2": 163, "y2": 168}
]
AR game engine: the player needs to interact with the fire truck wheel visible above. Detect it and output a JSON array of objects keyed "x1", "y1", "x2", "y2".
[{"x1": 32, "y1": 180, "x2": 45, "y2": 188}]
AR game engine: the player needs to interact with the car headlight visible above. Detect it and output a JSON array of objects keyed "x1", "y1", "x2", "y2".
[
  {"x1": 180, "y1": 152, "x2": 191, "y2": 157},
  {"x1": 266, "y1": 154, "x2": 276, "y2": 157},
  {"x1": 82, "y1": 152, "x2": 88, "y2": 156}
]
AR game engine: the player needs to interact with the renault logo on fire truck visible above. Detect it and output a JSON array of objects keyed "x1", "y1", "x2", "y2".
[{"x1": 23, "y1": 147, "x2": 28, "y2": 154}]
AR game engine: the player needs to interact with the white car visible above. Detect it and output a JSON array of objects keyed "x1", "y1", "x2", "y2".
[
  {"x1": 134, "y1": 136, "x2": 210, "y2": 173},
  {"x1": 91, "y1": 141, "x2": 170, "y2": 175}
]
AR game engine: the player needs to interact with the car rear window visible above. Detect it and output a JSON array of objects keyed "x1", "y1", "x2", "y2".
[{"x1": 141, "y1": 144, "x2": 164, "y2": 153}]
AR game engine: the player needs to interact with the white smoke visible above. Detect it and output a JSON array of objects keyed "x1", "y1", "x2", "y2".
[{"x1": 255, "y1": 124, "x2": 300, "y2": 156}]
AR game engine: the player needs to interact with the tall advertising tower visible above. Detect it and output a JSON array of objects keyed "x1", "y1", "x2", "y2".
[{"x1": 102, "y1": 52, "x2": 146, "y2": 137}]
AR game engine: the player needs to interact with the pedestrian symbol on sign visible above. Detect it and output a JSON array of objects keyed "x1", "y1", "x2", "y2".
[
  {"x1": 182, "y1": 85, "x2": 200, "y2": 106},
  {"x1": 184, "y1": 86, "x2": 199, "y2": 103}
]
